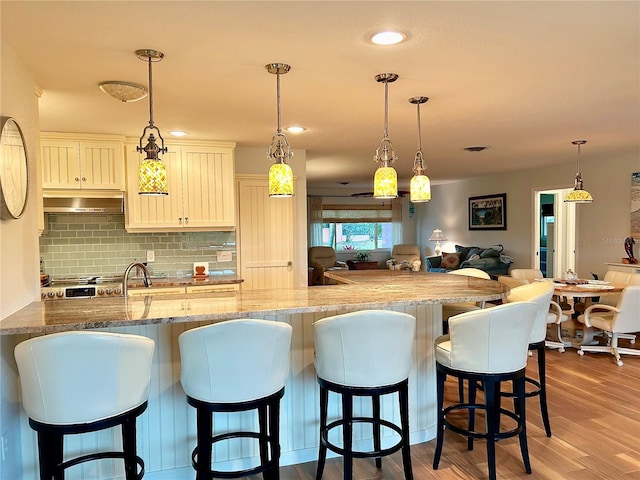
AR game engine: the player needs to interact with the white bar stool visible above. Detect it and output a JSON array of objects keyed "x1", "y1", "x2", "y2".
[
  {"x1": 14, "y1": 331, "x2": 155, "y2": 480},
  {"x1": 504, "y1": 281, "x2": 556, "y2": 437},
  {"x1": 433, "y1": 302, "x2": 537, "y2": 480},
  {"x1": 178, "y1": 319, "x2": 292, "y2": 480},
  {"x1": 313, "y1": 310, "x2": 416, "y2": 480}
]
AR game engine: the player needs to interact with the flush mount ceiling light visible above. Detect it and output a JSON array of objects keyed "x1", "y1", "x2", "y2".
[
  {"x1": 564, "y1": 139, "x2": 593, "y2": 203},
  {"x1": 98, "y1": 81, "x2": 148, "y2": 103},
  {"x1": 373, "y1": 73, "x2": 399, "y2": 199},
  {"x1": 136, "y1": 49, "x2": 168, "y2": 196},
  {"x1": 169, "y1": 130, "x2": 188, "y2": 137},
  {"x1": 266, "y1": 63, "x2": 294, "y2": 198},
  {"x1": 286, "y1": 126, "x2": 305, "y2": 133},
  {"x1": 371, "y1": 31, "x2": 406, "y2": 45},
  {"x1": 408, "y1": 96, "x2": 431, "y2": 203},
  {"x1": 463, "y1": 145, "x2": 491, "y2": 152}
]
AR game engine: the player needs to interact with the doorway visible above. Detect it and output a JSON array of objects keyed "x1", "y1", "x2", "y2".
[{"x1": 533, "y1": 188, "x2": 576, "y2": 278}]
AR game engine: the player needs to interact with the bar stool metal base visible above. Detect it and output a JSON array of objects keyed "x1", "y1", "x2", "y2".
[
  {"x1": 315, "y1": 378, "x2": 413, "y2": 480},
  {"x1": 433, "y1": 365, "x2": 531, "y2": 480},
  {"x1": 187, "y1": 388, "x2": 284, "y2": 480},
  {"x1": 29, "y1": 402, "x2": 147, "y2": 480}
]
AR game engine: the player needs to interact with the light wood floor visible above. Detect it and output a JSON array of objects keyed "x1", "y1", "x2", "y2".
[{"x1": 275, "y1": 332, "x2": 640, "y2": 480}]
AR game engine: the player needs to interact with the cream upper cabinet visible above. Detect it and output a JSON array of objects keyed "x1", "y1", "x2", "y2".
[
  {"x1": 124, "y1": 139, "x2": 236, "y2": 232},
  {"x1": 41, "y1": 133, "x2": 125, "y2": 191}
]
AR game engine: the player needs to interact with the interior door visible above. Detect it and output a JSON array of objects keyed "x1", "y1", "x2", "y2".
[
  {"x1": 237, "y1": 176, "x2": 294, "y2": 290},
  {"x1": 534, "y1": 188, "x2": 576, "y2": 277}
]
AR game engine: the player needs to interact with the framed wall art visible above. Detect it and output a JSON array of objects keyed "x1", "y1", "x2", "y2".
[{"x1": 469, "y1": 193, "x2": 507, "y2": 230}]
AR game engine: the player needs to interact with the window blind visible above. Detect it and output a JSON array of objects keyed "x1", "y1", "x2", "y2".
[{"x1": 322, "y1": 204, "x2": 392, "y2": 223}]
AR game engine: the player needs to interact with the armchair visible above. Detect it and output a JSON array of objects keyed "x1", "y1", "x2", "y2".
[
  {"x1": 390, "y1": 244, "x2": 421, "y2": 271},
  {"x1": 308, "y1": 246, "x2": 348, "y2": 285},
  {"x1": 577, "y1": 285, "x2": 640, "y2": 366}
]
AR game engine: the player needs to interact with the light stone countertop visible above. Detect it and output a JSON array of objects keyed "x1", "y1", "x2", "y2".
[{"x1": 1, "y1": 271, "x2": 507, "y2": 335}]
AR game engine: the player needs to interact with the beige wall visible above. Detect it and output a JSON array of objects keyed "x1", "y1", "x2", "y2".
[
  {"x1": 416, "y1": 151, "x2": 637, "y2": 279},
  {"x1": 0, "y1": 43, "x2": 40, "y2": 318}
]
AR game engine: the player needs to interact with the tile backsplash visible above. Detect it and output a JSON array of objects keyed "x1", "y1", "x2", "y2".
[{"x1": 39, "y1": 214, "x2": 236, "y2": 278}]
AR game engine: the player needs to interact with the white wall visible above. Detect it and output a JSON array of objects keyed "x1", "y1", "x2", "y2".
[
  {"x1": 415, "y1": 152, "x2": 637, "y2": 279},
  {"x1": 0, "y1": 41, "x2": 40, "y2": 480}
]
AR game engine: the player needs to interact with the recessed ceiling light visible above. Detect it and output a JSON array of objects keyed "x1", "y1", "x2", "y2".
[
  {"x1": 286, "y1": 126, "x2": 306, "y2": 133},
  {"x1": 371, "y1": 31, "x2": 406, "y2": 46},
  {"x1": 169, "y1": 130, "x2": 188, "y2": 137}
]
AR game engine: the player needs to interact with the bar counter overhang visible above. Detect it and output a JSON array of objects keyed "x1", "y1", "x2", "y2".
[{"x1": 2, "y1": 271, "x2": 507, "y2": 478}]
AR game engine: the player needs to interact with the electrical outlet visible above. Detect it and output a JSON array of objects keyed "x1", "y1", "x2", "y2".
[
  {"x1": 217, "y1": 251, "x2": 232, "y2": 262},
  {"x1": 146, "y1": 250, "x2": 155, "y2": 262}
]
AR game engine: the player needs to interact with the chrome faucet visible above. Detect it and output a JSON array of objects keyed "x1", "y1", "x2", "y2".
[{"x1": 123, "y1": 262, "x2": 152, "y2": 297}]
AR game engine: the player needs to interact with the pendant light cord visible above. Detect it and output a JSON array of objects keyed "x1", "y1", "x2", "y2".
[
  {"x1": 147, "y1": 56, "x2": 155, "y2": 128},
  {"x1": 276, "y1": 71, "x2": 282, "y2": 134}
]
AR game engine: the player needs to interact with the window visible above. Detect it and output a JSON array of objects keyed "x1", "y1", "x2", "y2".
[{"x1": 321, "y1": 204, "x2": 393, "y2": 251}]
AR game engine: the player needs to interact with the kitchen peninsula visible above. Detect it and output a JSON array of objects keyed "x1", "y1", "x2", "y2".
[{"x1": 3, "y1": 272, "x2": 506, "y2": 479}]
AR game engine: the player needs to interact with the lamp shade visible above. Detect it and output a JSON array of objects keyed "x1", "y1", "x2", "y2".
[
  {"x1": 428, "y1": 229, "x2": 447, "y2": 241},
  {"x1": 269, "y1": 162, "x2": 294, "y2": 197},
  {"x1": 139, "y1": 159, "x2": 168, "y2": 195},
  {"x1": 564, "y1": 188, "x2": 593, "y2": 203},
  {"x1": 374, "y1": 165, "x2": 398, "y2": 199},
  {"x1": 410, "y1": 174, "x2": 431, "y2": 202}
]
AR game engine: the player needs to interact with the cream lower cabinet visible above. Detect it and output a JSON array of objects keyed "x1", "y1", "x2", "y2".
[
  {"x1": 41, "y1": 133, "x2": 125, "y2": 191},
  {"x1": 124, "y1": 140, "x2": 236, "y2": 232}
]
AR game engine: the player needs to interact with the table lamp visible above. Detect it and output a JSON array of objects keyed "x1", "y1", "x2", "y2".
[{"x1": 429, "y1": 229, "x2": 447, "y2": 256}]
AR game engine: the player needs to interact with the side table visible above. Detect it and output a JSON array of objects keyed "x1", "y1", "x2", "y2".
[{"x1": 346, "y1": 260, "x2": 379, "y2": 270}]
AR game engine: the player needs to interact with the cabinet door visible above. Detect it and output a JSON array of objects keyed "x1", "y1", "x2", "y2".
[
  {"x1": 182, "y1": 146, "x2": 235, "y2": 228},
  {"x1": 79, "y1": 141, "x2": 124, "y2": 190},
  {"x1": 124, "y1": 145, "x2": 183, "y2": 231},
  {"x1": 41, "y1": 140, "x2": 80, "y2": 189}
]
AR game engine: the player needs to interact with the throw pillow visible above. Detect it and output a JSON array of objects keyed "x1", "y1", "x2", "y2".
[
  {"x1": 480, "y1": 248, "x2": 500, "y2": 258},
  {"x1": 441, "y1": 252, "x2": 461, "y2": 269}
]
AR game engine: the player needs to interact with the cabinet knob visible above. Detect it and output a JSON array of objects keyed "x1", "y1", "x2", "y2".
[
  {"x1": 81, "y1": 177, "x2": 86, "y2": 181},
  {"x1": 74, "y1": 177, "x2": 79, "y2": 182},
  {"x1": 185, "y1": 217, "x2": 189, "y2": 224}
]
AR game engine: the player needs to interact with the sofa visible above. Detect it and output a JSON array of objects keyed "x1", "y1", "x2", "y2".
[{"x1": 426, "y1": 244, "x2": 513, "y2": 277}]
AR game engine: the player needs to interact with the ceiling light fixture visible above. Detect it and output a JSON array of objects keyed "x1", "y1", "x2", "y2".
[
  {"x1": 266, "y1": 63, "x2": 294, "y2": 197},
  {"x1": 99, "y1": 81, "x2": 148, "y2": 103},
  {"x1": 169, "y1": 130, "x2": 188, "y2": 137},
  {"x1": 136, "y1": 49, "x2": 168, "y2": 195},
  {"x1": 408, "y1": 96, "x2": 431, "y2": 203},
  {"x1": 564, "y1": 139, "x2": 593, "y2": 203},
  {"x1": 286, "y1": 126, "x2": 305, "y2": 133},
  {"x1": 371, "y1": 31, "x2": 406, "y2": 45},
  {"x1": 373, "y1": 73, "x2": 399, "y2": 199}
]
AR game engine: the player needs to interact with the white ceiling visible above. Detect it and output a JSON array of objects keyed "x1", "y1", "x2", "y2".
[{"x1": 2, "y1": 1, "x2": 638, "y2": 190}]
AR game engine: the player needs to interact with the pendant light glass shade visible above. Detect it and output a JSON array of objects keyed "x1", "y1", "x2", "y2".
[
  {"x1": 373, "y1": 73, "x2": 399, "y2": 199},
  {"x1": 136, "y1": 49, "x2": 168, "y2": 195},
  {"x1": 266, "y1": 63, "x2": 294, "y2": 197},
  {"x1": 408, "y1": 96, "x2": 431, "y2": 203},
  {"x1": 564, "y1": 139, "x2": 593, "y2": 203}
]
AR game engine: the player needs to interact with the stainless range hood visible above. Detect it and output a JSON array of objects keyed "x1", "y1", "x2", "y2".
[{"x1": 43, "y1": 196, "x2": 124, "y2": 213}]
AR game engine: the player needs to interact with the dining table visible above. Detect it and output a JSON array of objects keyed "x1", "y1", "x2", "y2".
[{"x1": 551, "y1": 280, "x2": 625, "y2": 347}]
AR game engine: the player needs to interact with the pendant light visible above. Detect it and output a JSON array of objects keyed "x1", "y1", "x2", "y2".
[
  {"x1": 408, "y1": 96, "x2": 431, "y2": 202},
  {"x1": 373, "y1": 73, "x2": 399, "y2": 199},
  {"x1": 266, "y1": 63, "x2": 294, "y2": 197},
  {"x1": 136, "y1": 49, "x2": 168, "y2": 196},
  {"x1": 564, "y1": 139, "x2": 593, "y2": 203}
]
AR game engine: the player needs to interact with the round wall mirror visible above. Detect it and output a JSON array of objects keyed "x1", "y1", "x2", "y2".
[{"x1": 0, "y1": 117, "x2": 29, "y2": 220}]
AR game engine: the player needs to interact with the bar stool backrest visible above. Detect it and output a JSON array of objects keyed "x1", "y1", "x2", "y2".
[
  {"x1": 313, "y1": 310, "x2": 416, "y2": 388},
  {"x1": 447, "y1": 268, "x2": 490, "y2": 279},
  {"x1": 14, "y1": 331, "x2": 154, "y2": 425},
  {"x1": 506, "y1": 281, "x2": 555, "y2": 343},
  {"x1": 447, "y1": 302, "x2": 537, "y2": 374},
  {"x1": 179, "y1": 319, "x2": 292, "y2": 403},
  {"x1": 511, "y1": 269, "x2": 544, "y2": 283}
]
